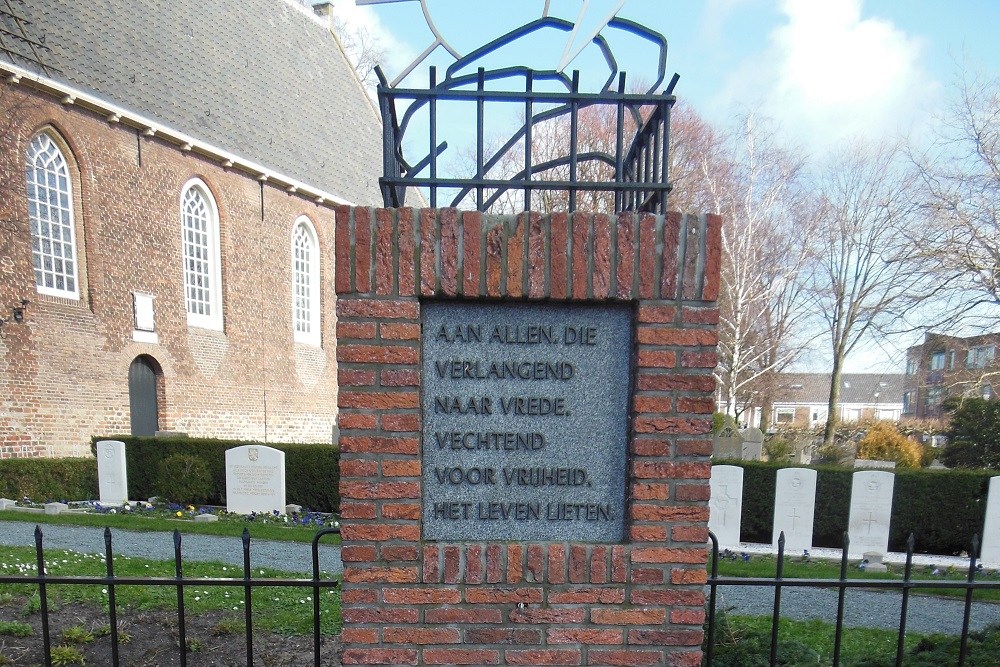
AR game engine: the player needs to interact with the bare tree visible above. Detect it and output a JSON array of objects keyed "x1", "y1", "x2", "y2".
[
  {"x1": 813, "y1": 141, "x2": 921, "y2": 446},
  {"x1": 702, "y1": 113, "x2": 816, "y2": 426},
  {"x1": 910, "y1": 69, "x2": 1000, "y2": 322}
]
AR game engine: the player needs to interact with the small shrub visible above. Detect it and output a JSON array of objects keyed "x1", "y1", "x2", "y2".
[
  {"x1": 762, "y1": 437, "x2": 794, "y2": 463},
  {"x1": 857, "y1": 422, "x2": 922, "y2": 468},
  {"x1": 712, "y1": 412, "x2": 727, "y2": 434},
  {"x1": 61, "y1": 626, "x2": 93, "y2": 644},
  {"x1": 154, "y1": 454, "x2": 212, "y2": 505},
  {"x1": 0, "y1": 620, "x2": 32, "y2": 637},
  {"x1": 50, "y1": 645, "x2": 85, "y2": 666}
]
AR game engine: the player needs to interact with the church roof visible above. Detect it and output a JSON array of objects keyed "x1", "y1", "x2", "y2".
[{"x1": 4, "y1": 0, "x2": 383, "y2": 205}]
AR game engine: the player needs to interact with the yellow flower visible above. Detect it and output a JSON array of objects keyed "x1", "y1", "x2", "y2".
[{"x1": 176, "y1": 511, "x2": 183, "y2": 517}]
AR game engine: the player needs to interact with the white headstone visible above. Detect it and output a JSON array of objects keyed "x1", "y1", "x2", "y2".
[
  {"x1": 848, "y1": 470, "x2": 894, "y2": 558},
  {"x1": 980, "y1": 476, "x2": 1000, "y2": 568},
  {"x1": 713, "y1": 416, "x2": 743, "y2": 460},
  {"x1": 772, "y1": 467, "x2": 817, "y2": 553},
  {"x1": 96, "y1": 440, "x2": 129, "y2": 505},
  {"x1": 709, "y1": 465, "x2": 744, "y2": 548},
  {"x1": 741, "y1": 428, "x2": 764, "y2": 461},
  {"x1": 225, "y1": 445, "x2": 286, "y2": 515}
]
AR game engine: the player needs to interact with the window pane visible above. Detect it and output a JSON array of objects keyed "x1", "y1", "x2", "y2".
[{"x1": 26, "y1": 134, "x2": 78, "y2": 297}]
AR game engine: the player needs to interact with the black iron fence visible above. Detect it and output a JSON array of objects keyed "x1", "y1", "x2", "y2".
[
  {"x1": 707, "y1": 531, "x2": 1000, "y2": 667},
  {"x1": 0, "y1": 525, "x2": 340, "y2": 667},
  {"x1": 376, "y1": 65, "x2": 676, "y2": 214}
]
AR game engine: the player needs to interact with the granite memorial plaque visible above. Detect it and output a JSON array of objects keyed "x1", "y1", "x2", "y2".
[
  {"x1": 225, "y1": 445, "x2": 286, "y2": 515},
  {"x1": 96, "y1": 439, "x2": 128, "y2": 505},
  {"x1": 980, "y1": 476, "x2": 1000, "y2": 568},
  {"x1": 772, "y1": 467, "x2": 816, "y2": 552},
  {"x1": 847, "y1": 470, "x2": 894, "y2": 557},
  {"x1": 421, "y1": 301, "x2": 632, "y2": 542},
  {"x1": 709, "y1": 465, "x2": 743, "y2": 548}
]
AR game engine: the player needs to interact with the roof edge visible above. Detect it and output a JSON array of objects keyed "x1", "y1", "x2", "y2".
[{"x1": 1, "y1": 61, "x2": 355, "y2": 209}]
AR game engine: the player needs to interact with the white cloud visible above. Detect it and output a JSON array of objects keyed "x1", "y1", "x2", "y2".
[
  {"x1": 719, "y1": 0, "x2": 934, "y2": 151},
  {"x1": 325, "y1": 0, "x2": 417, "y2": 79}
]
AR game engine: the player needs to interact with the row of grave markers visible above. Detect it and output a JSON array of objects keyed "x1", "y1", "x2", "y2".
[
  {"x1": 711, "y1": 464, "x2": 1000, "y2": 567},
  {"x1": 96, "y1": 440, "x2": 288, "y2": 514}
]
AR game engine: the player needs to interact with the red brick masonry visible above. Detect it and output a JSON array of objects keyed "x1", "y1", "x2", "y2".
[{"x1": 335, "y1": 208, "x2": 722, "y2": 666}]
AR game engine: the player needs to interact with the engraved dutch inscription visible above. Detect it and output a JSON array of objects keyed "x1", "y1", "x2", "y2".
[{"x1": 422, "y1": 301, "x2": 632, "y2": 541}]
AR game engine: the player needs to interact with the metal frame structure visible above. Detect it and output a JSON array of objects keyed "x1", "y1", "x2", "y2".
[
  {"x1": 0, "y1": 526, "x2": 340, "y2": 667},
  {"x1": 374, "y1": 10, "x2": 678, "y2": 214},
  {"x1": 707, "y1": 531, "x2": 1000, "y2": 667}
]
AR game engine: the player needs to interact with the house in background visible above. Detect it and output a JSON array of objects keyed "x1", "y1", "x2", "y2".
[
  {"x1": 0, "y1": 0, "x2": 384, "y2": 456},
  {"x1": 902, "y1": 332, "x2": 1000, "y2": 419},
  {"x1": 763, "y1": 373, "x2": 904, "y2": 429}
]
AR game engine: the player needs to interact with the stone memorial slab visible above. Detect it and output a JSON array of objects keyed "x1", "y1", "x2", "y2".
[
  {"x1": 713, "y1": 416, "x2": 743, "y2": 459},
  {"x1": 194, "y1": 514, "x2": 219, "y2": 523},
  {"x1": 225, "y1": 445, "x2": 286, "y2": 515},
  {"x1": 421, "y1": 301, "x2": 632, "y2": 542},
  {"x1": 96, "y1": 439, "x2": 128, "y2": 505},
  {"x1": 44, "y1": 502, "x2": 68, "y2": 515},
  {"x1": 848, "y1": 470, "x2": 894, "y2": 557},
  {"x1": 741, "y1": 427, "x2": 763, "y2": 461},
  {"x1": 0, "y1": 498, "x2": 15, "y2": 510},
  {"x1": 772, "y1": 467, "x2": 816, "y2": 552},
  {"x1": 854, "y1": 459, "x2": 896, "y2": 470},
  {"x1": 863, "y1": 551, "x2": 887, "y2": 573},
  {"x1": 709, "y1": 465, "x2": 744, "y2": 548},
  {"x1": 980, "y1": 476, "x2": 1000, "y2": 568}
]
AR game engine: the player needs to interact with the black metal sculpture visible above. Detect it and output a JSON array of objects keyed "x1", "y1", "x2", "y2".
[{"x1": 362, "y1": 0, "x2": 677, "y2": 213}]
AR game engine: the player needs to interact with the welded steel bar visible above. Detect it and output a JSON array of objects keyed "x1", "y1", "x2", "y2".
[
  {"x1": 523, "y1": 70, "x2": 533, "y2": 213},
  {"x1": 894, "y1": 534, "x2": 915, "y2": 667},
  {"x1": 174, "y1": 530, "x2": 187, "y2": 667},
  {"x1": 104, "y1": 528, "x2": 120, "y2": 667},
  {"x1": 832, "y1": 533, "x2": 850, "y2": 667},
  {"x1": 476, "y1": 68, "x2": 485, "y2": 211},
  {"x1": 959, "y1": 535, "x2": 981, "y2": 667},
  {"x1": 312, "y1": 527, "x2": 340, "y2": 667},
  {"x1": 429, "y1": 66, "x2": 437, "y2": 208},
  {"x1": 242, "y1": 529, "x2": 254, "y2": 666},
  {"x1": 34, "y1": 526, "x2": 52, "y2": 667},
  {"x1": 769, "y1": 533, "x2": 785, "y2": 667},
  {"x1": 568, "y1": 70, "x2": 580, "y2": 212},
  {"x1": 706, "y1": 532, "x2": 720, "y2": 667}
]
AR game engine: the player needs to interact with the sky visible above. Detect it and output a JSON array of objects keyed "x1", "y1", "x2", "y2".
[{"x1": 331, "y1": 0, "x2": 1000, "y2": 374}]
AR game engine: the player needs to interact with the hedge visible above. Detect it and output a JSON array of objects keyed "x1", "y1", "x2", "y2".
[
  {"x1": 722, "y1": 461, "x2": 994, "y2": 555},
  {"x1": 0, "y1": 457, "x2": 98, "y2": 502},
  {"x1": 91, "y1": 436, "x2": 340, "y2": 512}
]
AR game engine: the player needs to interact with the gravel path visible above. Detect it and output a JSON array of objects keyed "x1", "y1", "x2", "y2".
[
  {"x1": 713, "y1": 585, "x2": 1000, "y2": 635},
  {"x1": 0, "y1": 521, "x2": 343, "y2": 575}
]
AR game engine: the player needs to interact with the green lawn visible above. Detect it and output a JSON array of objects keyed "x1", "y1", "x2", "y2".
[
  {"x1": 0, "y1": 508, "x2": 339, "y2": 544},
  {"x1": 0, "y1": 544, "x2": 341, "y2": 636}
]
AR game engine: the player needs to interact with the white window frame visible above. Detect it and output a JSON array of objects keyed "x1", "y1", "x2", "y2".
[
  {"x1": 774, "y1": 407, "x2": 795, "y2": 424},
  {"x1": 180, "y1": 179, "x2": 223, "y2": 330},
  {"x1": 930, "y1": 351, "x2": 946, "y2": 371},
  {"x1": 26, "y1": 132, "x2": 79, "y2": 299},
  {"x1": 291, "y1": 216, "x2": 321, "y2": 345}
]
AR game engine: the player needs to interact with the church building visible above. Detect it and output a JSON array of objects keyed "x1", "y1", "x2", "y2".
[{"x1": 0, "y1": 0, "x2": 383, "y2": 456}]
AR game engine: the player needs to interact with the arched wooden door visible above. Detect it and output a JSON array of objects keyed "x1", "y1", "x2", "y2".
[{"x1": 128, "y1": 356, "x2": 160, "y2": 436}]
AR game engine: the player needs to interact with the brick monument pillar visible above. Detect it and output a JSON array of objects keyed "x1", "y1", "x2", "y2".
[{"x1": 335, "y1": 208, "x2": 721, "y2": 666}]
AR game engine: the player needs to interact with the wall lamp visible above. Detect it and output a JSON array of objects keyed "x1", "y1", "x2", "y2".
[{"x1": 0, "y1": 298, "x2": 29, "y2": 332}]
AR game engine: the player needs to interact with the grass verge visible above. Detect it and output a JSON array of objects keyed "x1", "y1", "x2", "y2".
[
  {"x1": 0, "y1": 544, "x2": 341, "y2": 636},
  {"x1": 0, "y1": 509, "x2": 338, "y2": 544}
]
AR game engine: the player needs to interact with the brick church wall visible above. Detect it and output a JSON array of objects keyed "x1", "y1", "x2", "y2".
[
  {"x1": 0, "y1": 85, "x2": 343, "y2": 456},
  {"x1": 336, "y1": 207, "x2": 721, "y2": 666}
]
